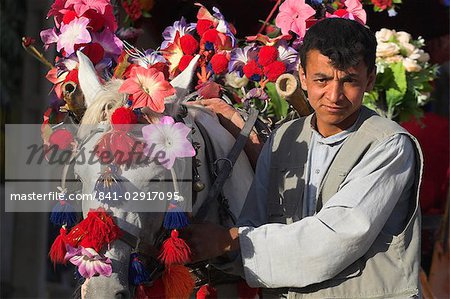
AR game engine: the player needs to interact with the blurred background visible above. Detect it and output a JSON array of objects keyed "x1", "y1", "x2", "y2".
[{"x1": 1, "y1": 0, "x2": 449, "y2": 297}]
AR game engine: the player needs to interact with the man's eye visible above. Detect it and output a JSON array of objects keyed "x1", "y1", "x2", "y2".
[{"x1": 315, "y1": 78, "x2": 327, "y2": 83}]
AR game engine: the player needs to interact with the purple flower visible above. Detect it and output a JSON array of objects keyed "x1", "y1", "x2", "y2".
[
  {"x1": 40, "y1": 28, "x2": 59, "y2": 50},
  {"x1": 243, "y1": 88, "x2": 269, "y2": 102},
  {"x1": 142, "y1": 116, "x2": 195, "y2": 169},
  {"x1": 65, "y1": 246, "x2": 112, "y2": 279},
  {"x1": 57, "y1": 17, "x2": 91, "y2": 56},
  {"x1": 132, "y1": 49, "x2": 167, "y2": 68},
  {"x1": 229, "y1": 45, "x2": 259, "y2": 73},
  {"x1": 92, "y1": 31, "x2": 123, "y2": 58},
  {"x1": 161, "y1": 17, "x2": 196, "y2": 50},
  {"x1": 277, "y1": 41, "x2": 298, "y2": 72},
  {"x1": 212, "y1": 7, "x2": 237, "y2": 47}
]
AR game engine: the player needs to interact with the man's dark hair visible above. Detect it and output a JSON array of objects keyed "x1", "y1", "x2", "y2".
[{"x1": 299, "y1": 18, "x2": 376, "y2": 74}]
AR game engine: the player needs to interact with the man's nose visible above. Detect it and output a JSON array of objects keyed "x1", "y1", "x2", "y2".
[{"x1": 327, "y1": 81, "x2": 344, "y2": 103}]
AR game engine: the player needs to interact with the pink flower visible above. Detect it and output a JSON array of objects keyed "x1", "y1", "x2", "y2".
[
  {"x1": 118, "y1": 66, "x2": 176, "y2": 112},
  {"x1": 142, "y1": 116, "x2": 195, "y2": 169},
  {"x1": 57, "y1": 17, "x2": 92, "y2": 55},
  {"x1": 40, "y1": 28, "x2": 59, "y2": 50},
  {"x1": 65, "y1": 246, "x2": 112, "y2": 278},
  {"x1": 275, "y1": 0, "x2": 316, "y2": 38},
  {"x1": 343, "y1": 0, "x2": 367, "y2": 24},
  {"x1": 65, "y1": 0, "x2": 110, "y2": 16}
]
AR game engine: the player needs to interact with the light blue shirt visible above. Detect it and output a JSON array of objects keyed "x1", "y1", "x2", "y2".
[{"x1": 231, "y1": 115, "x2": 416, "y2": 288}]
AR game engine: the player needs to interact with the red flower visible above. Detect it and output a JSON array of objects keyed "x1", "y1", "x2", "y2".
[
  {"x1": 122, "y1": 0, "x2": 142, "y2": 21},
  {"x1": 180, "y1": 34, "x2": 199, "y2": 55},
  {"x1": 264, "y1": 61, "x2": 286, "y2": 82},
  {"x1": 81, "y1": 43, "x2": 105, "y2": 64},
  {"x1": 83, "y1": 9, "x2": 105, "y2": 32},
  {"x1": 210, "y1": 53, "x2": 229, "y2": 74},
  {"x1": 371, "y1": 0, "x2": 393, "y2": 10},
  {"x1": 111, "y1": 107, "x2": 137, "y2": 132},
  {"x1": 178, "y1": 55, "x2": 194, "y2": 71},
  {"x1": 62, "y1": 10, "x2": 78, "y2": 24},
  {"x1": 243, "y1": 60, "x2": 263, "y2": 81},
  {"x1": 196, "y1": 19, "x2": 214, "y2": 36},
  {"x1": 64, "y1": 69, "x2": 79, "y2": 85},
  {"x1": 258, "y1": 46, "x2": 278, "y2": 66},
  {"x1": 49, "y1": 129, "x2": 74, "y2": 150}
]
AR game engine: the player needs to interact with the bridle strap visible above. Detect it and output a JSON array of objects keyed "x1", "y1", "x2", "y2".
[{"x1": 195, "y1": 107, "x2": 259, "y2": 221}]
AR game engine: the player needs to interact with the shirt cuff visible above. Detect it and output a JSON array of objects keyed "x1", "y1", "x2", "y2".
[{"x1": 238, "y1": 226, "x2": 266, "y2": 288}]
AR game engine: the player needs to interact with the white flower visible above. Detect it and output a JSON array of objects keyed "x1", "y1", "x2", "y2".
[
  {"x1": 417, "y1": 50, "x2": 430, "y2": 63},
  {"x1": 376, "y1": 28, "x2": 395, "y2": 43},
  {"x1": 401, "y1": 42, "x2": 416, "y2": 56},
  {"x1": 385, "y1": 55, "x2": 403, "y2": 63},
  {"x1": 396, "y1": 31, "x2": 412, "y2": 44},
  {"x1": 403, "y1": 58, "x2": 422, "y2": 72},
  {"x1": 388, "y1": 8, "x2": 398, "y2": 17},
  {"x1": 376, "y1": 42, "x2": 400, "y2": 57},
  {"x1": 417, "y1": 92, "x2": 430, "y2": 105},
  {"x1": 225, "y1": 71, "x2": 249, "y2": 88}
]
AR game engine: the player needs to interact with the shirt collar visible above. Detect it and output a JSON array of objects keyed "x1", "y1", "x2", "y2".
[{"x1": 309, "y1": 110, "x2": 362, "y2": 145}]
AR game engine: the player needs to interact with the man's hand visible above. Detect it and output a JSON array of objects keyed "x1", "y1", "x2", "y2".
[
  {"x1": 197, "y1": 98, "x2": 238, "y2": 122},
  {"x1": 181, "y1": 223, "x2": 239, "y2": 263}
]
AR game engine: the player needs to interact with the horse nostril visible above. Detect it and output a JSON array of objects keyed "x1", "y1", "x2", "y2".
[{"x1": 115, "y1": 290, "x2": 131, "y2": 299}]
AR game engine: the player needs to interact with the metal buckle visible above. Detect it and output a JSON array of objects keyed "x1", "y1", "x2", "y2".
[{"x1": 213, "y1": 158, "x2": 233, "y2": 178}]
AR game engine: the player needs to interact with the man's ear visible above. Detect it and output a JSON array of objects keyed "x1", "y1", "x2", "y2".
[
  {"x1": 365, "y1": 68, "x2": 376, "y2": 92},
  {"x1": 299, "y1": 67, "x2": 307, "y2": 91}
]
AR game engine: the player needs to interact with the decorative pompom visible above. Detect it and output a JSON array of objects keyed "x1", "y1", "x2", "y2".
[
  {"x1": 50, "y1": 200, "x2": 77, "y2": 227},
  {"x1": 49, "y1": 129, "x2": 74, "y2": 150},
  {"x1": 196, "y1": 19, "x2": 214, "y2": 36},
  {"x1": 180, "y1": 34, "x2": 199, "y2": 55},
  {"x1": 238, "y1": 280, "x2": 260, "y2": 299},
  {"x1": 197, "y1": 284, "x2": 218, "y2": 299},
  {"x1": 49, "y1": 226, "x2": 68, "y2": 266},
  {"x1": 263, "y1": 61, "x2": 286, "y2": 82},
  {"x1": 210, "y1": 54, "x2": 229, "y2": 74},
  {"x1": 82, "y1": 42, "x2": 105, "y2": 65},
  {"x1": 129, "y1": 253, "x2": 150, "y2": 285},
  {"x1": 68, "y1": 207, "x2": 122, "y2": 252},
  {"x1": 111, "y1": 107, "x2": 138, "y2": 132},
  {"x1": 202, "y1": 29, "x2": 219, "y2": 44},
  {"x1": 163, "y1": 203, "x2": 189, "y2": 230},
  {"x1": 258, "y1": 46, "x2": 278, "y2": 66},
  {"x1": 179, "y1": 55, "x2": 194, "y2": 71},
  {"x1": 159, "y1": 229, "x2": 191, "y2": 265},
  {"x1": 162, "y1": 265, "x2": 195, "y2": 298},
  {"x1": 243, "y1": 60, "x2": 263, "y2": 82}
]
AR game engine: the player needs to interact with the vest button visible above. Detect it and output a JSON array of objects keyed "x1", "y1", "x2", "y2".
[{"x1": 315, "y1": 169, "x2": 320, "y2": 174}]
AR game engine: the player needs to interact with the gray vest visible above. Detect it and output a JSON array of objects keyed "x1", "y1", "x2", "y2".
[{"x1": 265, "y1": 107, "x2": 423, "y2": 299}]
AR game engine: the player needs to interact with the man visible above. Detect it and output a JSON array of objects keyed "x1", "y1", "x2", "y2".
[{"x1": 186, "y1": 18, "x2": 423, "y2": 298}]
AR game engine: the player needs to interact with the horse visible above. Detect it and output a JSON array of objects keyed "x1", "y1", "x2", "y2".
[{"x1": 67, "y1": 51, "x2": 255, "y2": 298}]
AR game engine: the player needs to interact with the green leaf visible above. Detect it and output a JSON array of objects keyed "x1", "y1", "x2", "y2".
[
  {"x1": 265, "y1": 82, "x2": 289, "y2": 120},
  {"x1": 142, "y1": 11, "x2": 152, "y2": 18}
]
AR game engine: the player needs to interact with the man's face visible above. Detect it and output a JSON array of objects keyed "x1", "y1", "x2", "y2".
[{"x1": 299, "y1": 50, "x2": 376, "y2": 137}]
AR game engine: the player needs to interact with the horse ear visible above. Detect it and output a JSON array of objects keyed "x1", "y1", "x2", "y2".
[
  {"x1": 165, "y1": 54, "x2": 200, "y2": 116},
  {"x1": 77, "y1": 51, "x2": 103, "y2": 108}
]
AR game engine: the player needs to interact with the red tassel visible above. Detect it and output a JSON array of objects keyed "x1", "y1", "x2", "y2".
[
  {"x1": 159, "y1": 229, "x2": 191, "y2": 265},
  {"x1": 197, "y1": 284, "x2": 218, "y2": 299},
  {"x1": 67, "y1": 207, "x2": 122, "y2": 252},
  {"x1": 238, "y1": 280, "x2": 259, "y2": 299},
  {"x1": 49, "y1": 226, "x2": 68, "y2": 266},
  {"x1": 162, "y1": 265, "x2": 195, "y2": 298}
]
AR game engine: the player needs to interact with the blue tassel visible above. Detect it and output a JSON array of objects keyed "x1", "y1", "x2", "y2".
[
  {"x1": 129, "y1": 253, "x2": 150, "y2": 285},
  {"x1": 163, "y1": 202, "x2": 189, "y2": 230},
  {"x1": 94, "y1": 165, "x2": 127, "y2": 207},
  {"x1": 50, "y1": 201, "x2": 77, "y2": 227}
]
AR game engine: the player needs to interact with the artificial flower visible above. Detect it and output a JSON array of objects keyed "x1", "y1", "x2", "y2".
[
  {"x1": 376, "y1": 42, "x2": 400, "y2": 57},
  {"x1": 375, "y1": 28, "x2": 395, "y2": 42},
  {"x1": 178, "y1": 55, "x2": 194, "y2": 71},
  {"x1": 210, "y1": 53, "x2": 229, "y2": 74},
  {"x1": 258, "y1": 46, "x2": 278, "y2": 67},
  {"x1": 396, "y1": 31, "x2": 412, "y2": 44},
  {"x1": 277, "y1": 41, "x2": 299, "y2": 72},
  {"x1": 65, "y1": 0, "x2": 110, "y2": 16},
  {"x1": 91, "y1": 31, "x2": 123, "y2": 58},
  {"x1": 371, "y1": 0, "x2": 393, "y2": 11},
  {"x1": 402, "y1": 58, "x2": 422, "y2": 72},
  {"x1": 274, "y1": 0, "x2": 315, "y2": 38},
  {"x1": 263, "y1": 61, "x2": 286, "y2": 82},
  {"x1": 65, "y1": 246, "x2": 113, "y2": 278},
  {"x1": 46, "y1": 68, "x2": 68, "y2": 98},
  {"x1": 242, "y1": 88, "x2": 269, "y2": 102},
  {"x1": 243, "y1": 60, "x2": 263, "y2": 82},
  {"x1": 41, "y1": 28, "x2": 59, "y2": 50},
  {"x1": 161, "y1": 17, "x2": 196, "y2": 50},
  {"x1": 225, "y1": 71, "x2": 249, "y2": 89},
  {"x1": 57, "y1": 17, "x2": 92, "y2": 55},
  {"x1": 131, "y1": 49, "x2": 167, "y2": 68},
  {"x1": 142, "y1": 116, "x2": 195, "y2": 169},
  {"x1": 162, "y1": 32, "x2": 185, "y2": 77},
  {"x1": 118, "y1": 66, "x2": 175, "y2": 112},
  {"x1": 180, "y1": 34, "x2": 199, "y2": 55},
  {"x1": 228, "y1": 45, "x2": 258, "y2": 74},
  {"x1": 340, "y1": 0, "x2": 367, "y2": 24}
]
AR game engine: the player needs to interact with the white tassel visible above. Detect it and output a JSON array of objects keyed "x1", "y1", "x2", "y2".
[{"x1": 77, "y1": 51, "x2": 103, "y2": 108}]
